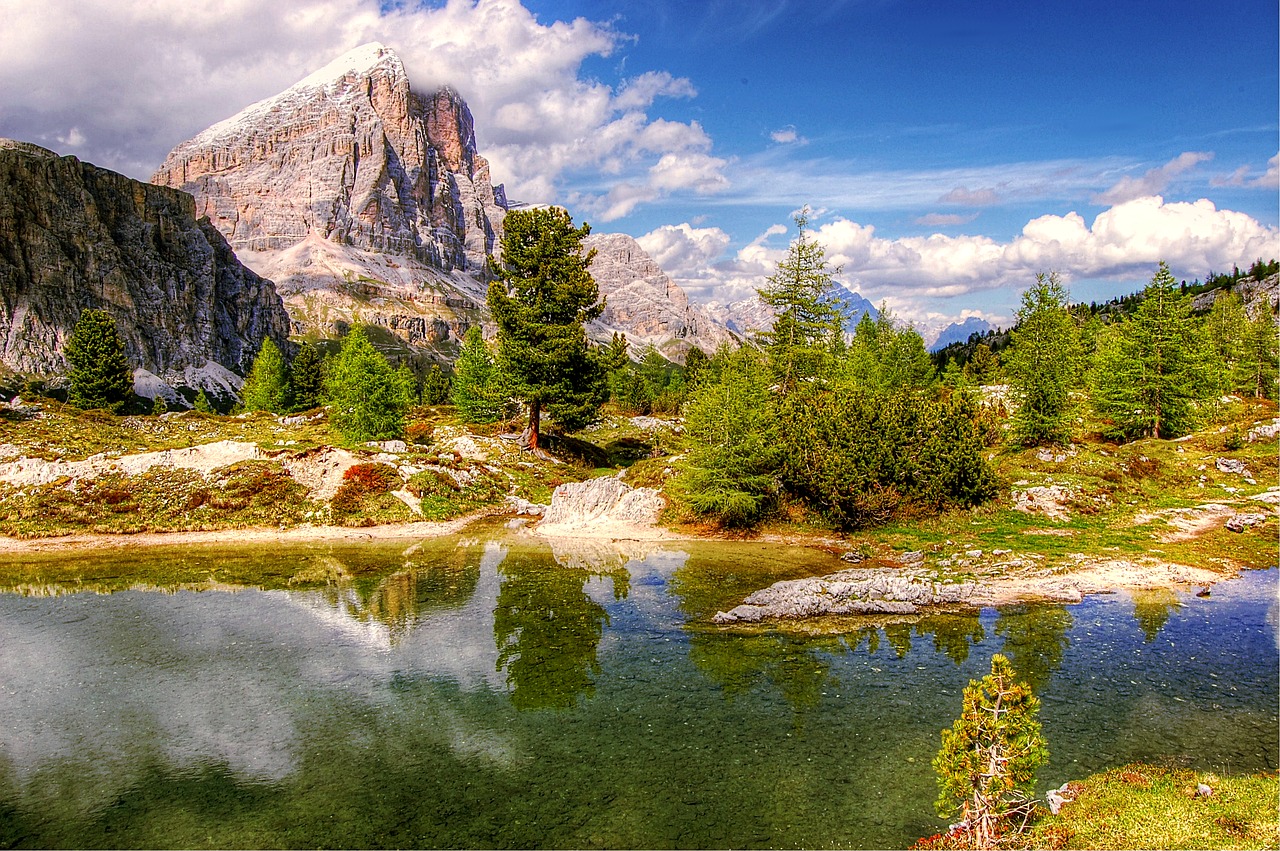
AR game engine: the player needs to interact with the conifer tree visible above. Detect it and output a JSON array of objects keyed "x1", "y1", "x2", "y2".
[
  {"x1": 1243, "y1": 309, "x2": 1279, "y2": 399},
  {"x1": 487, "y1": 207, "x2": 606, "y2": 453},
  {"x1": 324, "y1": 327, "x2": 413, "y2": 442},
  {"x1": 421, "y1": 363, "x2": 452, "y2": 406},
  {"x1": 1005, "y1": 272, "x2": 1082, "y2": 445},
  {"x1": 1093, "y1": 262, "x2": 1204, "y2": 439},
  {"x1": 934, "y1": 654, "x2": 1048, "y2": 849},
  {"x1": 674, "y1": 346, "x2": 778, "y2": 528},
  {"x1": 239, "y1": 337, "x2": 288, "y2": 413},
  {"x1": 193, "y1": 389, "x2": 215, "y2": 414},
  {"x1": 451, "y1": 325, "x2": 506, "y2": 423},
  {"x1": 757, "y1": 207, "x2": 843, "y2": 391},
  {"x1": 287, "y1": 342, "x2": 325, "y2": 412},
  {"x1": 65, "y1": 308, "x2": 133, "y2": 412}
]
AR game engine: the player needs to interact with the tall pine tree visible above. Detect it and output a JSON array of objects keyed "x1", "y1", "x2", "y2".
[
  {"x1": 287, "y1": 342, "x2": 325, "y2": 412},
  {"x1": 324, "y1": 327, "x2": 413, "y2": 442},
  {"x1": 1005, "y1": 272, "x2": 1082, "y2": 446},
  {"x1": 451, "y1": 325, "x2": 506, "y2": 423},
  {"x1": 756, "y1": 207, "x2": 843, "y2": 392},
  {"x1": 239, "y1": 337, "x2": 288, "y2": 413},
  {"x1": 65, "y1": 308, "x2": 133, "y2": 412},
  {"x1": 1093, "y1": 262, "x2": 1204, "y2": 440},
  {"x1": 487, "y1": 207, "x2": 606, "y2": 453}
]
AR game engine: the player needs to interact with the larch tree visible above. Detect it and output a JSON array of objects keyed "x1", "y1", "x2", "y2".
[
  {"x1": 756, "y1": 207, "x2": 843, "y2": 392},
  {"x1": 1005, "y1": 272, "x2": 1082, "y2": 446},
  {"x1": 65, "y1": 308, "x2": 133, "y2": 412},
  {"x1": 239, "y1": 337, "x2": 288, "y2": 413},
  {"x1": 487, "y1": 207, "x2": 606, "y2": 455},
  {"x1": 1093, "y1": 262, "x2": 1204, "y2": 440},
  {"x1": 451, "y1": 325, "x2": 506, "y2": 423}
]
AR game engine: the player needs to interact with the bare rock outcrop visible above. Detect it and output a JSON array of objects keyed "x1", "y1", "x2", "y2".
[
  {"x1": 536, "y1": 474, "x2": 666, "y2": 538},
  {"x1": 0, "y1": 139, "x2": 292, "y2": 389},
  {"x1": 713, "y1": 568, "x2": 978, "y2": 623}
]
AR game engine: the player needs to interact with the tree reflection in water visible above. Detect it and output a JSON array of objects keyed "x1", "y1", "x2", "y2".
[
  {"x1": 493, "y1": 545, "x2": 629, "y2": 710},
  {"x1": 1130, "y1": 587, "x2": 1181, "y2": 643},
  {"x1": 994, "y1": 604, "x2": 1073, "y2": 693},
  {"x1": 313, "y1": 542, "x2": 484, "y2": 643}
]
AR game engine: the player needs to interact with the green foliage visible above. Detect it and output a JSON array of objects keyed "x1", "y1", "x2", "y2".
[
  {"x1": 287, "y1": 342, "x2": 325, "y2": 412},
  {"x1": 778, "y1": 384, "x2": 997, "y2": 529},
  {"x1": 683, "y1": 346, "x2": 710, "y2": 387},
  {"x1": 844, "y1": 307, "x2": 935, "y2": 391},
  {"x1": 1006, "y1": 272, "x2": 1082, "y2": 445},
  {"x1": 451, "y1": 326, "x2": 508, "y2": 423},
  {"x1": 962, "y1": 343, "x2": 1000, "y2": 385},
  {"x1": 756, "y1": 207, "x2": 843, "y2": 391},
  {"x1": 674, "y1": 346, "x2": 779, "y2": 528},
  {"x1": 193, "y1": 389, "x2": 215, "y2": 414},
  {"x1": 487, "y1": 207, "x2": 607, "y2": 449},
  {"x1": 239, "y1": 337, "x2": 288, "y2": 414},
  {"x1": 324, "y1": 327, "x2": 414, "y2": 442},
  {"x1": 1093, "y1": 262, "x2": 1205, "y2": 440},
  {"x1": 150, "y1": 395, "x2": 167, "y2": 416},
  {"x1": 1243, "y1": 309, "x2": 1278, "y2": 400},
  {"x1": 934, "y1": 654, "x2": 1048, "y2": 848},
  {"x1": 421, "y1": 363, "x2": 452, "y2": 406},
  {"x1": 65, "y1": 308, "x2": 133, "y2": 412}
]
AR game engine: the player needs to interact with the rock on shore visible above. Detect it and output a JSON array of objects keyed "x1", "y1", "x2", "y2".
[
  {"x1": 713, "y1": 568, "x2": 978, "y2": 623},
  {"x1": 536, "y1": 475, "x2": 666, "y2": 539}
]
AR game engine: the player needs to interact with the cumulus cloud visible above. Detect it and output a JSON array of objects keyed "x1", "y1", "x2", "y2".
[
  {"x1": 1093, "y1": 151, "x2": 1214, "y2": 205},
  {"x1": 0, "y1": 0, "x2": 725, "y2": 215},
  {"x1": 651, "y1": 196, "x2": 1278, "y2": 311}
]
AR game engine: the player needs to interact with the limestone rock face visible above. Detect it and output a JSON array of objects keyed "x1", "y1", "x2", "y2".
[
  {"x1": 152, "y1": 43, "x2": 505, "y2": 355},
  {"x1": 584, "y1": 232, "x2": 739, "y2": 360},
  {"x1": 153, "y1": 43, "x2": 505, "y2": 275},
  {"x1": 0, "y1": 139, "x2": 292, "y2": 385}
]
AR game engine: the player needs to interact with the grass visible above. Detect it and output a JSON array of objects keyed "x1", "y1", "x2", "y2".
[{"x1": 1021, "y1": 764, "x2": 1279, "y2": 850}]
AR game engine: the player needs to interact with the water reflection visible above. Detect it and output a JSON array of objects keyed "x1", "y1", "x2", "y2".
[
  {"x1": 493, "y1": 543, "x2": 630, "y2": 710},
  {"x1": 1131, "y1": 588, "x2": 1182, "y2": 643},
  {"x1": 995, "y1": 604, "x2": 1073, "y2": 693}
]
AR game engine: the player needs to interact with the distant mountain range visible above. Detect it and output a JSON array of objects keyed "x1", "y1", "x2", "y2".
[{"x1": 928, "y1": 316, "x2": 993, "y2": 352}]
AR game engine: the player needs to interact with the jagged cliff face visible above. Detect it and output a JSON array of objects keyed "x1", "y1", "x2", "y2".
[
  {"x1": 583, "y1": 232, "x2": 739, "y2": 360},
  {"x1": 152, "y1": 43, "x2": 505, "y2": 354},
  {"x1": 153, "y1": 43, "x2": 505, "y2": 273},
  {"x1": 0, "y1": 139, "x2": 292, "y2": 387}
]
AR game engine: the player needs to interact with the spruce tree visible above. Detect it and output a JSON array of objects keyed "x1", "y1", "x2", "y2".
[
  {"x1": 239, "y1": 337, "x2": 288, "y2": 413},
  {"x1": 451, "y1": 325, "x2": 506, "y2": 423},
  {"x1": 1093, "y1": 262, "x2": 1204, "y2": 439},
  {"x1": 756, "y1": 207, "x2": 842, "y2": 391},
  {"x1": 421, "y1": 363, "x2": 452, "y2": 406},
  {"x1": 64, "y1": 308, "x2": 133, "y2": 412},
  {"x1": 287, "y1": 342, "x2": 325, "y2": 412},
  {"x1": 324, "y1": 327, "x2": 413, "y2": 442},
  {"x1": 1005, "y1": 272, "x2": 1082, "y2": 445},
  {"x1": 487, "y1": 207, "x2": 607, "y2": 453}
]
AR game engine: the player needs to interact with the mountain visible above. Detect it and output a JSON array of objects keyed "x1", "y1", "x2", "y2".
[
  {"x1": 703, "y1": 281, "x2": 878, "y2": 337},
  {"x1": 929, "y1": 316, "x2": 993, "y2": 352},
  {"x1": 583, "y1": 232, "x2": 740, "y2": 361},
  {"x1": 0, "y1": 139, "x2": 292, "y2": 402},
  {"x1": 152, "y1": 43, "x2": 506, "y2": 357}
]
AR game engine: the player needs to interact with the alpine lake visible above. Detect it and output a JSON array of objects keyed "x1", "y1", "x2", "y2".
[{"x1": 0, "y1": 520, "x2": 1274, "y2": 849}]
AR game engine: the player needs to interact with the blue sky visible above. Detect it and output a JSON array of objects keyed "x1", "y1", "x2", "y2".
[{"x1": 1, "y1": 0, "x2": 1275, "y2": 329}]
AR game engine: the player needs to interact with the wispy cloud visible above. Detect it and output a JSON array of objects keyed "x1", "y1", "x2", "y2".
[
  {"x1": 915, "y1": 212, "x2": 980, "y2": 227},
  {"x1": 1212, "y1": 152, "x2": 1280, "y2": 190},
  {"x1": 769, "y1": 125, "x2": 807, "y2": 145},
  {"x1": 1092, "y1": 151, "x2": 1214, "y2": 205}
]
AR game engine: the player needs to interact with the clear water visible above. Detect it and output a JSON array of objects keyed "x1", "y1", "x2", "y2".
[{"x1": 0, "y1": 526, "x2": 1274, "y2": 849}]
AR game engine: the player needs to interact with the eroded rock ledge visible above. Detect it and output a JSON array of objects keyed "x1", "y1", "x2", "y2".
[{"x1": 712, "y1": 558, "x2": 1229, "y2": 624}]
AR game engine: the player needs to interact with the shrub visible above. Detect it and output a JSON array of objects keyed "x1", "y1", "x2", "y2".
[{"x1": 331, "y1": 462, "x2": 402, "y2": 514}]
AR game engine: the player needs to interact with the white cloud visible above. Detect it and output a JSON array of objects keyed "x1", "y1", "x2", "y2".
[
  {"x1": 1212, "y1": 152, "x2": 1280, "y2": 190},
  {"x1": 769, "y1": 125, "x2": 806, "y2": 145},
  {"x1": 1093, "y1": 151, "x2": 1214, "y2": 205},
  {"x1": 636, "y1": 223, "x2": 732, "y2": 271},
  {"x1": 650, "y1": 196, "x2": 1278, "y2": 311},
  {"x1": 0, "y1": 0, "x2": 724, "y2": 216}
]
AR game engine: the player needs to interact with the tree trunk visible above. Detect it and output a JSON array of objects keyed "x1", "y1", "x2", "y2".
[{"x1": 520, "y1": 398, "x2": 559, "y2": 463}]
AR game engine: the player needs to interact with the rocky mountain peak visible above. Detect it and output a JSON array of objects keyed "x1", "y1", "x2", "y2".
[{"x1": 153, "y1": 42, "x2": 505, "y2": 276}]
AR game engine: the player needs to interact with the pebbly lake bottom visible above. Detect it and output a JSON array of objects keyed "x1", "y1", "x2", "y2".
[{"x1": 0, "y1": 527, "x2": 1274, "y2": 849}]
